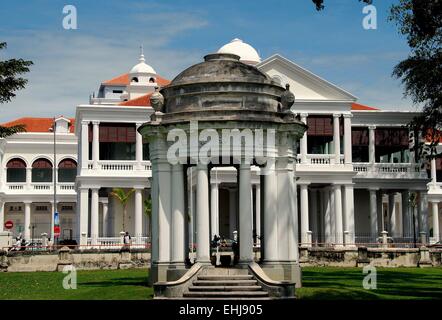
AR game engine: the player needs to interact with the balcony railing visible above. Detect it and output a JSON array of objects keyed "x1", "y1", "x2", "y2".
[
  {"x1": 85, "y1": 160, "x2": 152, "y2": 175},
  {"x1": 353, "y1": 162, "x2": 425, "y2": 179},
  {"x1": 297, "y1": 154, "x2": 345, "y2": 165},
  {"x1": 4, "y1": 183, "x2": 75, "y2": 193}
]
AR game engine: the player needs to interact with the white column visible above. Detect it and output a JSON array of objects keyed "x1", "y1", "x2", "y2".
[
  {"x1": 239, "y1": 164, "x2": 253, "y2": 263},
  {"x1": 300, "y1": 113, "x2": 308, "y2": 164},
  {"x1": 388, "y1": 193, "x2": 396, "y2": 236},
  {"x1": 324, "y1": 188, "x2": 331, "y2": 244},
  {"x1": 333, "y1": 114, "x2": 341, "y2": 164},
  {"x1": 401, "y1": 191, "x2": 411, "y2": 239},
  {"x1": 310, "y1": 189, "x2": 318, "y2": 244},
  {"x1": 92, "y1": 121, "x2": 100, "y2": 170},
  {"x1": 418, "y1": 192, "x2": 428, "y2": 244},
  {"x1": 0, "y1": 201, "x2": 4, "y2": 232},
  {"x1": 431, "y1": 158, "x2": 437, "y2": 187},
  {"x1": 300, "y1": 184, "x2": 310, "y2": 246},
  {"x1": 134, "y1": 188, "x2": 143, "y2": 243},
  {"x1": 102, "y1": 200, "x2": 108, "y2": 237},
  {"x1": 369, "y1": 189, "x2": 378, "y2": 241},
  {"x1": 333, "y1": 185, "x2": 343, "y2": 247},
  {"x1": 210, "y1": 180, "x2": 219, "y2": 238},
  {"x1": 229, "y1": 189, "x2": 237, "y2": 237},
  {"x1": 263, "y1": 167, "x2": 278, "y2": 261},
  {"x1": 368, "y1": 125, "x2": 376, "y2": 165},
  {"x1": 343, "y1": 184, "x2": 355, "y2": 246},
  {"x1": 431, "y1": 201, "x2": 440, "y2": 242},
  {"x1": 158, "y1": 162, "x2": 172, "y2": 262},
  {"x1": 330, "y1": 188, "x2": 336, "y2": 243},
  {"x1": 26, "y1": 167, "x2": 32, "y2": 190},
  {"x1": 81, "y1": 121, "x2": 90, "y2": 170},
  {"x1": 255, "y1": 184, "x2": 261, "y2": 246},
  {"x1": 136, "y1": 123, "x2": 143, "y2": 170},
  {"x1": 343, "y1": 114, "x2": 352, "y2": 164},
  {"x1": 171, "y1": 164, "x2": 185, "y2": 263},
  {"x1": 196, "y1": 164, "x2": 210, "y2": 263},
  {"x1": 78, "y1": 188, "x2": 89, "y2": 246},
  {"x1": 91, "y1": 188, "x2": 99, "y2": 245},
  {"x1": 24, "y1": 202, "x2": 31, "y2": 240}
]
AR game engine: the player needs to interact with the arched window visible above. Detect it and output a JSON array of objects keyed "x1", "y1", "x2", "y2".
[
  {"x1": 32, "y1": 158, "x2": 53, "y2": 183},
  {"x1": 149, "y1": 77, "x2": 156, "y2": 83},
  {"x1": 6, "y1": 158, "x2": 26, "y2": 183},
  {"x1": 58, "y1": 159, "x2": 77, "y2": 182},
  {"x1": 131, "y1": 77, "x2": 139, "y2": 83}
]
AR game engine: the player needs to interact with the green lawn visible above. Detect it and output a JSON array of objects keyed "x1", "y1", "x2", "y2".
[{"x1": 0, "y1": 267, "x2": 441, "y2": 300}]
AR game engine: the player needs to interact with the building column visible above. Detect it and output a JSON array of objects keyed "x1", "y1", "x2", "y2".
[
  {"x1": 388, "y1": 193, "x2": 394, "y2": 236},
  {"x1": 324, "y1": 188, "x2": 332, "y2": 244},
  {"x1": 300, "y1": 184, "x2": 310, "y2": 247},
  {"x1": 229, "y1": 189, "x2": 237, "y2": 237},
  {"x1": 333, "y1": 184, "x2": 344, "y2": 247},
  {"x1": 102, "y1": 199, "x2": 108, "y2": 237},
  {"x1": 418, "y1": 192, "x2": 428, "y2": 244},
  {"x1": 431, "y1": 201, "x2": 440, "y2": 243},
  {"x1": 158, "y1": 161, "x2": 172, "y2": 263},
  {"x1": 255, "y1": 184, "x2": 261, "y2": 246},
  {"x1": 431, "y1": 158, "x2": 437, "y2": 187},
  {"x1": 300, "y1": 113, "x2": 308, "y2": 164},
  {"x1": 210, "y1": 179, "x2": 219, "y2": 238},
  {"x1": 92, "y1": 121, "x2": 100, "y2": 170},
  {"x1": 24, "y1": 201, "x2": 31, "y2": 240},
  {"x1": 333, "y1": 114, "x2": 341, "y2": 164},
  {"x1": 77, "y1": 188, "x2": 89, "y2": 246},
  {"x1": 134, "y1": 188, "x2": 143, "y2": 244},
  {"x1": 239, "y1": 164, "x2": 253, "y2": 263},
  {"x1": 310, "y1": 189, "x2": 318, "y2": 245},
  {"x1": 368, "y1": 125, "x2": 376, "y2": 165},
  {"x1": 0, "y1": 200, "x2": 4, "y2": 232},
  {"x1": 90, "y1": 188, "x2": 99, "y2": 246},
  {"x1": 343, "y1": 114, "x2": 352, "y2": 165},
  {"x1": 196, "y1": 164, "x2": 210, "y2": 264},
  {"x1": 369, "y1": 189, "x2": 378, "y2": 241},
  {"x1": 136, "y1": 123, "x2": 143, "y2": 170},
  {"x1": 263, "y1": 167, "x2": 278, "y2": 261},
  {"x1": 171, "y1": 164, "x2": 186, "y2": 264},
  {"x1": 401, "y1": 191, "x2": 411, "y2": 239},
  {"x1": 81, "y1": 121, "x2": 90, "y2": 170},
  {"x1": 26, "y1": 167, "x2": 32, "y2": 190},
  {"x1": 343, "y1": 184, "x2": 355, "y2": 246}
]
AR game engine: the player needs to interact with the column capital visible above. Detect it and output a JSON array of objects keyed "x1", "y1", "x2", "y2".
[
  {"x1": 333, "y1": 113, "x2": 341, "y2": 118},
  {"x1": 368, "y1": 125, "x2": 376, "y2": 130},
  {"x1": 136, "y1": 122, "x2": 144, "y2": 128},
  {"x1": 92, "y1": 120, "x2": 100, "y2": 125},
  {"x1": 23, "y1": 200, "x2": 33, "y2": 205},
  {"x1": 81, "y1": 120, "x2": 90, "y2": 126},
  {"x1": 343, "y1": 113, "x2": 353, "y2": 118},
  {"x1": 300, "y1": 112, "x2": 308, "y2": 118}
]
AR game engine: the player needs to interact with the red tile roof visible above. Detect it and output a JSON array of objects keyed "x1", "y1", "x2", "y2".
[
  {"x1": 351, "y1": 103, "x2": 379, "y2": 111},
  {"x1": 103, "y1": 73, "x2": 171, "y2": 87},
  {"x1": 119, "y1": 93, "x2": 152, "y2": 107},
  {"x1": 1, "y1": 117, "x2": 75, "y2": 133}
]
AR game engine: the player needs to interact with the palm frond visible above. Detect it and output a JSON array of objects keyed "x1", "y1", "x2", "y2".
[{"x1": 0, "y1": 124, "x2": 26, "y2": 138}]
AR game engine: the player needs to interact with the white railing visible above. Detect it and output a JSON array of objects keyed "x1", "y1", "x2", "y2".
[
  {"x1": 59, "y1": 184, "x2": 75, "y2": 190},
  {"x1": 353, "y1": 162, "x2": 425, "y2": 179},
  {"x1": 85, "y1": 160, "x2": 152, "y2": 172},
  {"x1": 33, "y1": 184, "x2": 51, "y2": 191},
  {"x1": 87, "y1": 236, "x2": 150, "y2": 249},
  {"x1": 8, "y1": 184, "x2": 25, "y2": 190},
  {"x1": 296, "y1": 154, "x2": 345, "y2": 165}
]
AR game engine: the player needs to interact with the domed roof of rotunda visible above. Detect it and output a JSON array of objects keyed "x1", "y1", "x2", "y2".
[{"x1": 217, "y1": 38, "x2": 261, "y2": 65}]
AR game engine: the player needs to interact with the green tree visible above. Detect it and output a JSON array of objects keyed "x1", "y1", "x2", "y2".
[
  {"x1": 312, "y1": 0, "x2": 372, "y2": 11},
  {"x1": 0, "y1": 42, "x2": 32, "y2": 137},
  {"x1": 110, "y1": 188, "x2": 135, "y2": 232},
  {"x1": 143, "y1": 197, "x2": 152, "y2": 238}
]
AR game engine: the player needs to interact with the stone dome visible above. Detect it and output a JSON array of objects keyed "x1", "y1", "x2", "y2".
[
  {"x1": 157, "y1": 53, "x2": 294, "y2": 123},
  {"x1": 130, "y1": 52, "x2": 156, "y2": 75},
  {"x1": 217, "y1": 38, "x2": 261, "y2": 65}
]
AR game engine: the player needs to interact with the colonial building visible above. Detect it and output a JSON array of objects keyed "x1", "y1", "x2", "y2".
[{"x1": 0, "y1": 39, "x2": 441, "y2": 250}]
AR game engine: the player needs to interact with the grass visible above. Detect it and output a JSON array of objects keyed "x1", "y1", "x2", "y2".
[{"x1": 0, "y1": 267, "x2": 441, "y2": 300}]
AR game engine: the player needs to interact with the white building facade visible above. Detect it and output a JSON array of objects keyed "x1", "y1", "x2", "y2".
[{"x1": 0, "y1": 39, "x2": 441, "y2": 248}]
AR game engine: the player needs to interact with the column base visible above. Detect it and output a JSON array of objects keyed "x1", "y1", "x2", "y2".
[{"x1": 260, "y1": 261, "x2": 302, "y2": 288}]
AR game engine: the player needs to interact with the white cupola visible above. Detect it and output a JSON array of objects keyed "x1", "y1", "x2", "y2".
[
  {"x1": 127, "y1": 46, "x2": 158, "y2": 100},
  {"x1": 217, "y1": 38, "x2": 261, "y2": 65}
]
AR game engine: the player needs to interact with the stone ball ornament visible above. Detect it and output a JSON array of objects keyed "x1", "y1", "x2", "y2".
[
  {"x1": 150, "y1": 87, "x2": 165, "y2": 112},
  {"x1": 280, "y1": 83, "x2": 295, "y2": 112}
]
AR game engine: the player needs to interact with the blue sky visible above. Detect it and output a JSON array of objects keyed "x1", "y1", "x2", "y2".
[{"x1": 0, "y1": 0, "x2": 417, "y2": 122}]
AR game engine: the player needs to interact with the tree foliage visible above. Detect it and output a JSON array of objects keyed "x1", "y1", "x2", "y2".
[
  {"x1": 389, "y1": 0, "x2": 442, "y2": 159},
  {"x1": 312, "y1": 0, "x2": 372, "y2": 11},
  {"x1": 0, "y1": 42, "x2": 32, "y2": 137},
  {"x1": 110, "y1": 188, "x2": 135, "y2": 232}
]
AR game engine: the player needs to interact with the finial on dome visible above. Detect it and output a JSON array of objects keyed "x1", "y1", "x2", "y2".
[{"x1": 139, "y1": 45, "x2": 145, "y2": 63}]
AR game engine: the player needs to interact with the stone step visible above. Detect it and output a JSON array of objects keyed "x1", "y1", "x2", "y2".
[
  {"x1": 189, "y1": 285, "x2": 263, "y2": 292},
  {"x1": 183, "y1": 291, "x2": 269, "y2": 298},
  {"x1": 193, "y1": 280, "x2": 258, "y2": 286},
  {"x1": 197, "y1": 275, "x2": 254, "y2": 281}
]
